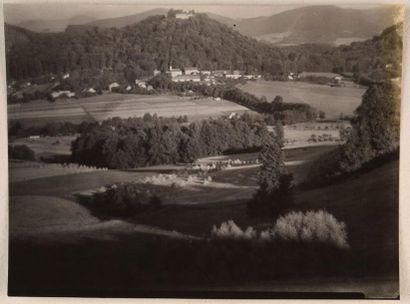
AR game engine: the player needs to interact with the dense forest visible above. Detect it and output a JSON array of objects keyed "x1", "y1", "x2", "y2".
[
  {"x1": 5, "y1": 12, "x2": 403, "y2": 83},
  {"x1": 71, "y1": 113, "x2": 275, "y2": 169}
]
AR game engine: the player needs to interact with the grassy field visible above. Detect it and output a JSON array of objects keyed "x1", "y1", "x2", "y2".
[
  {"x1": 8, "y1": 93, "x2": 254, "y2": 127},
  {"x1": 238, "y1": 80, "x2": 366, "y2": 119}
]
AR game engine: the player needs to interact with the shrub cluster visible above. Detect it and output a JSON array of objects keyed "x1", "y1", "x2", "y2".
[
  {"x1": 211, "y1": 210, "x2": 349, "y2": 249},
  {"x1": 78, "y1": 183, "x2": 162, "y2": 218}
]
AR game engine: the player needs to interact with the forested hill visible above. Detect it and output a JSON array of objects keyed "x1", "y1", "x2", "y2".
[
  {"x1": 5, "y1": 13, "x2": 284, "y2": 80},
  {"x1": 5, "y1": 12, "x2": 403, "y2": 82}
]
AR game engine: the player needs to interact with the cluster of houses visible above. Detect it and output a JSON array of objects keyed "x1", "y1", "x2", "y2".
[
  {"x1": 167, "y1": 65, "x2": 261, "y2": 83},
  {"x1": 108, "y1": 79, "x2": 154, "y2": 92}
]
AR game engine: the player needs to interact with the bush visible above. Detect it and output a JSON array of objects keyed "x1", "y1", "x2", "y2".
[
  {"x1": 211, "y1": 220, "x2": 256, "y2": 240},
  {"x1": 269, "y1": 210, "x2": 349, "y2": 249},
  {"x1": 8, "y1": 145, "x2": 35, "y2": 160},
  {"x1": 88, "y1": 183, "x2": 162, "y2": 217},
  {"x1": 211, "y1": 210, "x2": 349, "y2": 249}
]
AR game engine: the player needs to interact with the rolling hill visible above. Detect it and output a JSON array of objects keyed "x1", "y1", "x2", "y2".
[{"x1": 9, "y1": 5, "x2": 401, "y2": 47}]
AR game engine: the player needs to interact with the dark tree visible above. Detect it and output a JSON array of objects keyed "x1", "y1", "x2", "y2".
[
  {"x1": 340, "y1": 82, "x2": 400, "y2": 171},
  {"x1": 247, "y1": 138, "x2": 293, "y2": 217}
]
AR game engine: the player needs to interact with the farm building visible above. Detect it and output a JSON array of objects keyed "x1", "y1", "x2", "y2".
[
  {"x1": 168, "y1": 66, "x2": 183, "y2": 78},
  {"x1": 184, "y1": 67, "x2": 200, "y2": 75},
  {"x1": 51, "y1": 90, "x2": 75, "y2": 99},
  {"x1": 225, "y1": 73, "x2": 242, "y2": 79},
  {"x1": 213, "y1": 70, "x2": 228, "y2": 77},
  {"x1": 135, "y1": 80, "x2": 147, "y2": 88},
  {"x1": 172, "y1": 75, "x2": 201, "y2": 83},
  {"x1": 108, "y1": 82, "x2": 120, "y2": 92}
]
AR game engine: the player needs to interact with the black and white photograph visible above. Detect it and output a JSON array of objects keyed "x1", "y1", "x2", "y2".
[{"x1": 3, "y1": 0, "x2": 405, "y2": 299}]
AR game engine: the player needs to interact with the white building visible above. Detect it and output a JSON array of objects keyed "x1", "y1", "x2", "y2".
[
  {"x1": 135, "y1": 80, "x2": 147, "y2": 88},
  {"x1": 51, "y1": 90, "x2": 75, "y2": 99},
  {"x1": 172, "y1": 75, "x2": 201, "y2": 83},
  {"x1": 109, "y1": 82, "x2": 120, "y2": 92},
  {"x1": 63, "y1": 73, "x2": 70, "y2": 79},
  {"x1": 225, "y1": 74, "x2": 242, "y2": 79},
  {"x1": 168, "y1": 66, "x2": 183, "y2": 78},
  {"x1": 225, "y1": 70, "x2": 243, "y2": 79},
  {"x1": 184, "y1": 67, "x2": 200, "y2": 75}
]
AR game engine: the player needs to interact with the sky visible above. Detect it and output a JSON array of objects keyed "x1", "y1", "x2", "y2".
[{"x1": 3, "y1": 1, "x2": 384, "y2": 24}]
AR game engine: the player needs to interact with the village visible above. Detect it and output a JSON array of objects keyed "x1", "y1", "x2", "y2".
[{"x1": 6, "y1": 64, "x2": 266, "y2": 103}]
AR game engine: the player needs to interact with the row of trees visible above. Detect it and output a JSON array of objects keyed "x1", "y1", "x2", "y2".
[
  {"x1": 71, "y1": 113, "x2": 276, "y2": 169},
  {"x1": 8, "y1": 121, "x2": 90, "y2": 138}
]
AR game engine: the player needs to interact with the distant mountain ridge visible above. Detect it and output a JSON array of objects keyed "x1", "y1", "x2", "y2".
[
  {"x1": 9, "y1": 5, "x2": 400, "y2": 46},
  {"x1": 84, "y1": 8, "x2": 168, "y2": 29},
  {"x1": 17, "y1": 15, "x2": 96, "y2": 33},
  {"x1": 231, "y1": 5, "x2": 400, "y2": 46}
]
